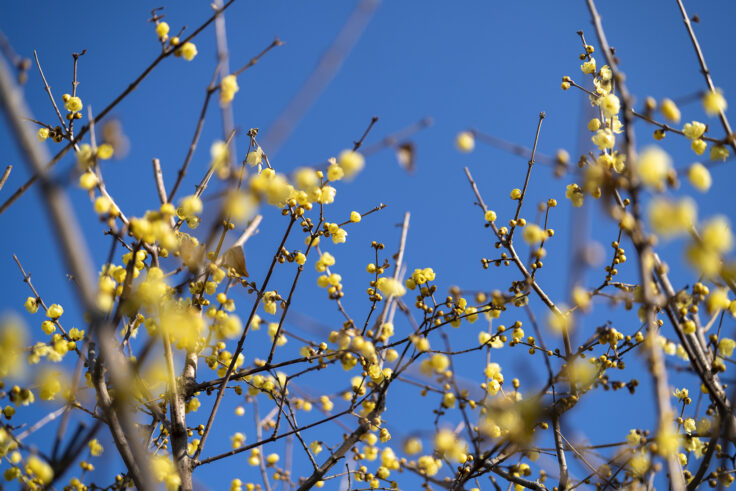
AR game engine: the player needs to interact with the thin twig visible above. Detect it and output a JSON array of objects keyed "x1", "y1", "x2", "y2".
[{"x1": 0, "y1": 165, "x2": 11, "y2": 192}]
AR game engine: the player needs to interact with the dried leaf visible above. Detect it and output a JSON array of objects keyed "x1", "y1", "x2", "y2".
[
  {"x1": 221, "y1": 246, "x2": 249, "y2": 277},
  {"x1": 396, "y1": 141, "x2": 415, "y2": 174}
]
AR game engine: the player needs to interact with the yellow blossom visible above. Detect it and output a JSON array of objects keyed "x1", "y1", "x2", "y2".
[
  {"x1": 648, "y1": 197, "x2": 696, "y2": 237},
  {"x1": 710, "y1": 144, "x2": 729, "y2": 162},
  {"x1": 522, "y1": 223, "x2": 546, "y2": 244},
  {"x1": 179, "y1": 195, "x2": 203, "y2": 218},
  {"x1": 47, "y1": 304, "x2": 64, "y2": 319},
  {"x1": 24, "y1": 297, "x2": 38, "y2": 314},
  {"x1": 220, "y1": 74, "x2": 239, "y2": 106},
  {"x1": 591, "y1": 128, "x2": 615, "y2": 150},
  {"x1": 718, "y1": 338, "x2": 736, "y2": 357},
  {"x1": 599, "y1": 93, "x2": 620, "y2": 118},
  {"x1": 37, "y1": 127, "x2": 49, "y2": 141},
  {"x1": 156, "y1": 22, "x2": 170, "y2": 39},
  {"x1": 88, "y1": 439, "x2": 104, "y2": 456},
  {"x1": 246, "y1": 147, "x2": 263, "y2": 167},
  {"x1": 64, "y1": 96, "x2": 83, "y2": 112},
  {"x1": 178, "y1": 42, "x2": 198, "y2": 61},
  {"x1": 455, "y1": 131, "x2": 475, "y2": 152},
  {"x1": 691, "y1": 138, "x2": 707, "y2": 155},
  {"x1": 27, "y1": 455, "x2": 54, "y2": 484},
  {"x1": 660, "y1": 98, "x2": 681, "y2": 123},
  {"x1": 683, "y1": 121, "x2": 706, "y2": 141},
  {"x1": 688, "y1": 162, "x2": 711, "y2": 192},
  {"x1": 580, "y1": 58, "x2": 596, "y2": 74},
  {"x1": 636, "y1": 146, "x2": 671, "y2": 189},
  {"x1": 565, "y1": 183, "x2": 584, "y2": 207},
  {"x1": 703, "y1": 88, "x2": 727, "y2": 116},
  {"x1": 338, "y1": 150, "x2": 365, "y2": 179},
  {"x1": 376, "y1": 277, "x2": 406, "y2": 297}
]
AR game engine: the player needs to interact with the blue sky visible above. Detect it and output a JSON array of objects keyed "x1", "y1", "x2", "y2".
[{"x1": 2, "y1": 1, "x2": 736, "y2": 489}]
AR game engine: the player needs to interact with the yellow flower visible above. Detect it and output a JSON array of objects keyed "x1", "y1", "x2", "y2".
[
  {"x1": 580, "y1": 57, "x2": 596, "y2": 74},
  {"x1": 660, "y1": 98, "x2": 681, "y2": 123},
  {"x1": 484, "y1": 209, "x2": 497, "y2": 222},
  {"x1": 703, "y1": 88, "x2": 727, "y2": 116},
  {"x1": 599, "y1": 93, "x2": 620, "y2": 118},
  {"x1": 47, "y1": 304, "x2": 64, "y2": 319},
  {"x1": 691, "y1": 139, "x2": 707, "y2": 155},
  {"x1": 522, "y1": 223, "x2": 546, "y2": 244},
  {"x1": 37, "y1": 127, "x2": 50, "y2": 141},
  {"x1": 718, "y1": 338, "x2": 736, "y2": 357},
  {"x1": 294, "y1": 167, "x2": 319, "y2": 191},
  {"x1": 179, "y1": 195, "x2": 203, "y2": 218},
  {"x1": 88, "y1": 438, "x2": 104, "y2": 456},
  {"x1": 224, "y1": 190, "x2": 257, "y2": 224},
  {"x1": 246, "y1": 147, "x2": 263, "y2": 167},
  {"x1": 338, "y1": 150, "x2": 365, "y2": 179},
  {"x1": 636, "y1": 146, "x2": 671, "y2": 189},
  {"x1": 591, "y1": 128, "x2": 615, "y2": 150},
  {"x1": 350, "y1": 211, "x2": 361, "y2": 223},
  {"x1": 710, "y1": 144, "x2": 729, "y2": 162},
  {"x1": 156, "y1": 22, "x2": 170, "y2": 40},
  {"x1": 64, "y1": 96, "x2": 83, "y2": 112},
  {"x1": 565, "y1": 183, "x2": 584, "y2": 207},
  {"x1": 220, "y1": 74, "x2": 239, "y2": 106},
  {"x1": 27, "y1": 455, "x2": 54, "y2": 484},
  {"x1": 702, "y1": 216, "x2": 733, "y2": 253},
  {"x1": 97, "y1": 143, "x2": 114, "y2": 160},
  {"x1": 24, "y1": 297, "x2": 39, "y2": 314},
  {"x1": 76, "y1": 144, "x2": 95, "y2": 170},
  {"x1": 648, "y1": 197, "x2": 696, "y2": 237},
  {"x1": 327, "y1": 162, "x2": 343, "y2": 181},
  {"x1": 587, "y1": 118, "x2": 601, "y2": 131},
  {"x1": 683, "y1": 121, "x2": 706, "y2": 141},
  {"x1": 688, "y1": 163, "x2": 711, "y2": 192},
  {"x1": 376, "y1": 277, "x2": 406, "y2": 297},
  {"x1": 455, "y1": 131, "x2": 475, "y2": 152},
  {"x1": 178, "y1": 42, "x2": 198, "y2": 61},
  {"x1": 94, "y1": 196, "x2": 112, "y2": 215}
]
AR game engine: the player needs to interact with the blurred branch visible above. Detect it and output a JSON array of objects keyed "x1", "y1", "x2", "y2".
[{"x1": 261, "y1": 0, "x2": 381, "y2": 155}]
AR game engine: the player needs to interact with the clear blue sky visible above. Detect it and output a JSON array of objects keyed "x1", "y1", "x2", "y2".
[{"x1": 2, "y1": 1, "x2": 736, "y2": 489}]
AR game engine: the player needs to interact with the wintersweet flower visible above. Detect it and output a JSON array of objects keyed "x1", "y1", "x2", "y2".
[
  {"x1": 178, "y1": 42, "x2": 198, "y2": 61},
  {"x1": 635, "y1": 146, "x2": 671, "y2": 189},
  {"x1": 591, "y1": 128, "x2": 615, "y2": 150},
  {"x1": 683, "y1": 121, "x2": 706, "y2": 141},
  {"x1": 580, "y1": 57, "x2": 596, "y2": 74},
  {"x1": 702, "y1": 88, "x2": 727, "y2": 116},
  {"x1": 687, "y1": 163, "x2": 711, "y2": 192},
  {"x1": 156, "y1": 22, "x2": 170, "y2": 40},
  {"x1": 338, "y1": 150, "x2": 365, "y2": 178},
  {"x1": 455, "y1": 131, "x2": 475, "y2": 152},
  {"x1": 660, "y1": 98, "x2": 681, "y2": 123},
  {"x1": 599, "y1": 93, "x2": 620, "y2": 118}
]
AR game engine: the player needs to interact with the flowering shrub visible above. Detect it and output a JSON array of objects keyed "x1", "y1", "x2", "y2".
[{"x1": 1, "y1": 2, "x2": 736, "y2": 490}]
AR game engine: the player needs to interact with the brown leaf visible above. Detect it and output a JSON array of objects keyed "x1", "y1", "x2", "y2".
[
  {"x1": 396, "y1": 141, "x2": 415, "y2": 174},
  {"x1": 221, "y1": 246, "x2": 249, "y2": 277}
]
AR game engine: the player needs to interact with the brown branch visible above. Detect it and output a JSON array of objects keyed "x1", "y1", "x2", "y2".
[
  {"x1": 353, "y1": 116, "x2": 379, "y2": 151},
  {"x1": 33, "y1": 50, "x2": 68, "y2": 133},
  {"x1": 152, "y1": 158, "x2": 168, "y2": 204},
  {"x1": 674, "y1": 0, "x2": 736, "y2": 152},
  {"x1": 0, "y1": 165, "x2": 12, "y2": 192}
]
